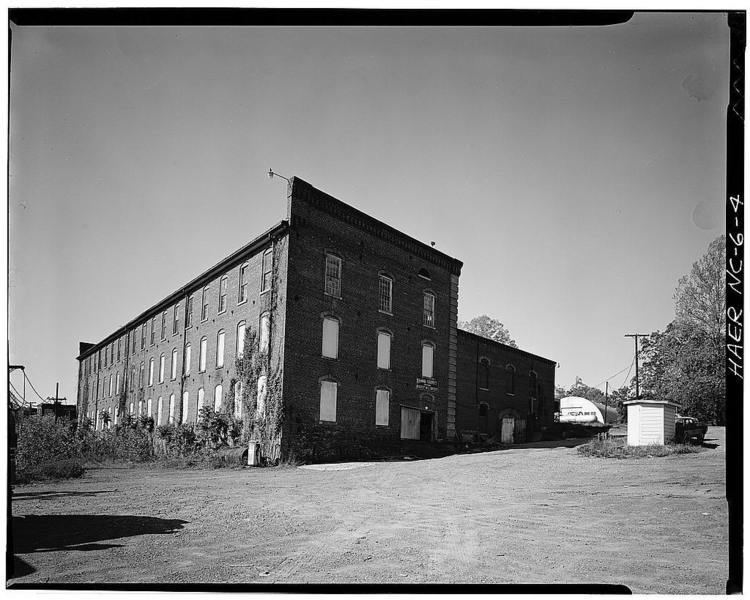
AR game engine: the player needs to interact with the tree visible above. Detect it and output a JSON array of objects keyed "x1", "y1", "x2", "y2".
[
  {"x1": 638, "y1": 236, "x2": 727, "y2": 424},
  {"x1": 458, "y1": 315, "x2": 517, "y2": 347}
]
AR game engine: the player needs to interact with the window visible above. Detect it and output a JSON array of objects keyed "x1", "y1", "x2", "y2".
[
  {"x1": 147, "y1": 398, "x2": 153, "y2": 417},
  {"x1": 197, "y1": 388, "x2": 205, "y2": 420},
  {"x1": 479, "y1": 403, "x2": 488, "y2": 417},
  {"x1": 139, "y1": 363, "x2": 145, "y2": 388},
  {"x1": 141, "y1": 323, "x2": 146, "y2": 349},
  {"x1": 237, "y1": 321, "x2": 246, "y2": 358},
  {"x1": 171, "y1": 348, "x2": 178, "y2": 380},
  {"x1": 182, "y1": 392, "x2": 189, "y2": 424},
  {"x1": 319, "y1": 380, "x2": 337, "y2": 422},
  {"x1": 131, "y1": 368, "x2": 136, "y2": 391},
  {"x1": 184, "y1": 343, "x2": 192, "y2": 375},
  {"x1": 199, "y1": 337, "x2": 207, "y2": 372},
  {"x1": 115, "y1": 372, "x2": 120, "y2": 395},
  {"x1": 114, "y1": 407, "x2": 119, "y2": 426},
  {"x1": 506, "y1": 365, "x2": 516, "y2": 394},
  {"x1": 117, "y1": 338, "x2": 121, "y2": 361},
  {"x1": 421, "y1": 342, "x2": 434, "y2": 378},
  {"x1": 104, "y1": 347, "x2": 108, "y2": 367},
  {"x1": 108, "y1": 374, "x2": 113, "y2": 397},
  {"x1": 132, "y1": 331, "x2": 136, "y2": 355},
  {"x1": 423, "y1": 292, "x2": 435, "y2": 327},
  {"x1": 418, "y1": 268, "x2": 431, "y2": 280},
  {"x1": 256, "y1": 376, "x2": 267, "y2": 415},
  {"x1": 234, "y1": 381, "x2": 243, "y2": 419},
  {"x1": 173, "y1": 303, "x2": 180, "y2": 335},
  {"x1": 238, "y1": 263, "x2": 249, "y2": 303},
  {"x1": 379, "y1": 274, "x2": 393, "y2": 313},
  {"x1": 324, "y1": 253, "x2": 342, "y2": 297},
  {"x1": 157, "y1": 397, "x2": 163, "y2": 426},
  {"x1": 322, "y1": 317, "x2": 339, "y2": 359},
  {"x1": 529, "y1": 371, "x2": 538, "y2": 397},
  {"x1": 150, "y1": 317, "x2": 156, "y2": 345},
  {"x1": 261, "y1": 248, "x2": 273, "y2": 293},
  {"x1": 377, "y1": 331, "x2": 391, "y2": 370},
  {"x1": 479, "y1": 359, "x2": 490, "y2": 390},
  {"x1": 148, "y1": 358, "x2": 155, "y2": 386},
  {"x1": 186, "y1": 295, "x2": 194, "y2": 328},
  {"x1": 201, "y1": 287, "x2": 209, "y2": 321},
  {"x1": 138, "y1": 400, "x2": 143, "y2": 416},
  {"x1": 169, "y1": 394, "x2": 175, "y2": 423},
  {"x1": 129, "y1": 402, "x2": 134, "y2": 415},
  {"x1": 214, "y1": 384, "x2": 223, "y2": 412},
  {"x1": 376, "y1": 389, "x2": 390, "y2": 426},
  {"x1": 216, "y1": 330, "x2": 225, "y2": 368},
  {"x1": 259, "y1": 313, "x2": 270, "y2": 353},
  {"x1": 159, "y1": 354, "x2": 165, "y2": 383},
  {"x1": 218, "y1": 276, "x2": 228, "y2": 313},
  {"x1": 161, "y1": 311, "x2": 167, "y2": 340}
]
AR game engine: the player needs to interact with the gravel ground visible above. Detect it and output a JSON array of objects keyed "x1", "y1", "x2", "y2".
[{"x1": 9, "y1": 427, "x2": 727, "y2": 593}]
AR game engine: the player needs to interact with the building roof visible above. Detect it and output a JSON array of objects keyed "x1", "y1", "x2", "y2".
[
  {"x1": 77, "y1": 219, "x2": 289, "y2": 360},
  {"x1": 457, "y1": 328, "x2": 557, "y2": 365}
]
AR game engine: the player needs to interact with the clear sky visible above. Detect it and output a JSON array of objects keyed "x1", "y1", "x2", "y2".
[{"x1": 9, "y1": 13, "x2": 728, "y2": 405}]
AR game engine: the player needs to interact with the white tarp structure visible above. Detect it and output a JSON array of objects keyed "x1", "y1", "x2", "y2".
[{"x1": 559, "y1": 396, "x2": 605, "y2": 424}]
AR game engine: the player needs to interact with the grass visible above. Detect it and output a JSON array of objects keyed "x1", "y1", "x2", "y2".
[
  {"x1": 15, "y1": 459, "x2": 86, "y2": 483},
  {"x1": 577, "y1": 437, "x2": 703, "y2": 459}
]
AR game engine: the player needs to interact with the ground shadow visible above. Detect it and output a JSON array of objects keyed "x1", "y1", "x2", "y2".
[
  {"x1": 12, "y1": 490, "x2": 116, "y2": 501},
  {"x1": 11, "y1": 514, "x2": 188, "y2": 554},
  {"x1": 702, "y1": 442, "x2": 719, "y2": 449},
  {"x1": 7, "y1": 555, "x2": 35, "y2": 579}
]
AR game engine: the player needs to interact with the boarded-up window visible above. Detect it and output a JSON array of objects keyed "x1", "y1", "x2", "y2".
[
  {"x1": 214, "y1": 384, "x2": 223, "y2": 412},
  {"x1": 182, "y1": 392, "x2": 189, "y2": 424},
  {"x1": 234, "y1": 381, "x2": 243, "y2": 420},
  {"x1": 197, "y1": 388, "x2": 204, "y2": 420},
  {"x1": 260, "y1": 313, "x2": 271, "y2": 353},
  {"x1": 377, "y1": 331, "x2": 391, "y2": 370},
  {"x1": 400, "y1": 406, "x2": 420, "y2": 440},
  {"x1": 148, "y1": 358, "x2": 154, "y2": 386},
  {"x1": 256, "y1": 376, "x2": 267, "y2": 415},
  {"x1": 322, "y1": 317, "x2": 339, "y2": 359},
  {"x1": 115, "y1": 372, "x2": 120, "y2": 395},
  {"x1": 237, "y1": 322, "x2": 246, "y2": 358},
  {"x1": 320, "y1": 381, "x2": 337, "y2": 422},
  {"x1": 376, "y1": 389, "x2": 390, "y2": 426},
  {"x1": 138, "y1": 400, "x2": 143, "y2": 416},
  {"x1": 169, "y1": 394, "x2": 175, "y2": 423},
  {"x1": 184, "y1": 344, "x2": 191, "y2": 376},
  {"x1": 159, "y1": 354, "x2": 165, "y2": 383},
  {"x1": 422, "y1": 343, "x2": 434, "y2": 378},
  {"x1": 216, "y1": 330, "x2": 225, "y2": 368},
  {"x1": 171, "y1": 348, "x2": 178, "y2": 379},
  {"x1": 199, "y1": 337, "x2": 207, "y2": 372},
  {"x1": 157, "y1": 397, "x2": 163, "y2": 426}
]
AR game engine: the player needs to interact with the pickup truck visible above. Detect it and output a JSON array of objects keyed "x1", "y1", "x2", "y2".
[{"x1": 674, "y1": 415, "x2": 708, "y2": 445}]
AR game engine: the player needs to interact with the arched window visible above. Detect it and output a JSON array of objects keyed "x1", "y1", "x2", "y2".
[
  {"x1": 421, "y1": 342, "x2": 435, "y2": 378},
  {"x1": 159, "y1": 354, "x2": 165, "y2": 383},
  {"x1": 214, "y1": 384, "x2": 223, "y2": 412},
  {"x1": 216, "y1": 330, "x2": 225, "y2": 368},
  {"x1": 157, "y1": 396, "x2": 163, "y2": 426},
  {"x1": 259, "y1": 313, "x2": 271, "y2": 353},
  {"x1": 319, "y1": 379, "x2": 337, "y2": 422},
  {"x1": 148, "y1": 358, "x2": 154, "y2": 386},
  {"x1": 147, "y1": 398, "x2": 153, "y2": 417},
  {"x1": 237, "y1": 321, "x2": 246, "y2": 358},
  {"x1": 115, "y1": 371, "x2": 120, "y2": 395},
  {"x1": 169, "y1": 394, "x2": 176, "y2": 423},
  {"x1": 322, "y1": 316, "x2": 339, "y2": 359},
  {"x1": 377, "y1": 330, "x2": 392, "y2": 370},
  {"x1": 138, "y1": 400, "x2": 143, "y2": 416},
  {"x1": 234, "y1": 381, "x2": 243, "y2": 420},
  {"x1": 197, "y1": 388, "x2": 205, "y2": 421},
  {"x1": 199, "y1": 336, "x2": 207, "y2": 372},
  {"x1": 479, "y1": 403, "x2": 488, "y2": 417},
  {"x1": 506, "y1": 364, "x2": 516, "y2": 394},
  {"x1": 184, "y1": 343, "x2": 192, "y2": 375},
  {"x1": 256, "y1": 376, "x2": 268, "y2": 415},
  {"x1": 375, "y1": 387, "x2": 390, "y2": 426},
  {"x1": 171, "y1": 348, "x2": 178, "y2": 380},
  {"x1": 218, "y1": 275, "x2": 228, "y2": 314},
  {"x1": 423, "y1": 292, "x2": 436, "y2": 327},
  {"x1": 479, "y1": 358, "x2": 490, "y2": 390},
  {"x1": 182, "y1": 391, "x2": 190, "y2": 424},
  {"x1": 139, "y1": 363, "x2": 145, "y2": 388}
]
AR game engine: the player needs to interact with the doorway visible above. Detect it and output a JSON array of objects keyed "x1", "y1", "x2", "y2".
[
  {"x1": 419, "y1": 412, "x2": 433, "y2": 442},
  {"x1": 501, "y1": 416, "x2": 515, "y2": 444}
]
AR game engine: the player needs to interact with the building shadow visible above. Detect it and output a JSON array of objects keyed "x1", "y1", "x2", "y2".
[
  {"x1": 10, "y1": 514, "x2": 188, "y2": 554},
  {"x1": 12, "y1": 490, "x2": 116, "y2": 501}
]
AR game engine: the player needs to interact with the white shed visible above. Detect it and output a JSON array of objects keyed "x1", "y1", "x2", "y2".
[{"x1": 623, "y1": 399, "x2": 679, "y2": 446}]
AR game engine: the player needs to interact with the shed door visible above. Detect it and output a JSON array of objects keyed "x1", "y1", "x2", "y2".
[
  {"x1": 501, "y1": 417, "x2": 515, "y2": 444},
  {"x1": 400, "y1": 407, "x2": 421, "y2": 440}
]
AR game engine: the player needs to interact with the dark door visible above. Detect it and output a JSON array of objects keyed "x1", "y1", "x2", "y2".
[{"x1": 419, "y1": 412, "x2": 433, "y2": 441}]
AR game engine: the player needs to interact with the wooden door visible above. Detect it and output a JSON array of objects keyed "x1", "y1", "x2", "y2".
[
  {"x1": 400, "y1": 407, "x2": 420, "y2": 440},
  {"x1": 501, "y1": 416, "x2": 515, "y2": 444}
]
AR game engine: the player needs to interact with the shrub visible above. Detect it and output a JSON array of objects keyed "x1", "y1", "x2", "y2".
[
  {"x1": 577, "y1": 437, "x2": 703, "y2": 459},
  {"x1": 16, "y1": 415, "x2": 82, "y2": 471},
  {"x1": 156, "y1": 423, "x2": 199, "y2": 457},
  {"x1": 16, "y1": 458, "x2": 85, "y2": 483}
]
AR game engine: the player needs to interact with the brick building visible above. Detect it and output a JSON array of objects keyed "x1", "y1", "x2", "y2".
[{"x1": 77, "y1": 177, "x2": 555, "y2": 460}]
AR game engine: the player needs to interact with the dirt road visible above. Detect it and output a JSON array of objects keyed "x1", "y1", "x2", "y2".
[{"x1": 9, "y1": 428, "x2": 728, "y2": 592}]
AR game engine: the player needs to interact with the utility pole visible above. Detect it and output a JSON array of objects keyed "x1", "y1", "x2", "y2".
[
  {"x1": 624, "y1": 334, "x2": 648, "y2": 399},
  {"x1": 604, "y1": 381, "x2": 609, "y2": 423},
  {"x1": 54, "y1": 382, "x2": 59, "y2": 424}
]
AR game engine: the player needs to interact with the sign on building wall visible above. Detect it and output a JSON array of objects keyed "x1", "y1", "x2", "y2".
[{"x1": 416, "y1": 377, "x2": 438, "y2": 392}]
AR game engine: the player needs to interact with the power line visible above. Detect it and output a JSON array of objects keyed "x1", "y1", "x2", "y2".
[
  {"x1": 22, "y1": 371, "x2": 48, "y2": 404},
  {"x1": 9, "y1": 382, "x2": 29, "y2": 408},
  {"x1": 593, "y1": 362, "x2": 636, "y2": 389},
  {"x1": 621, "y1": 355, "x2": 636, "y2": 390}
]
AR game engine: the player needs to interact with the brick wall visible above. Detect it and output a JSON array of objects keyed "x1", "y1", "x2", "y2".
[
  {"x1": 455, "y1": 330, "x2": 556, "y2": 442},
  {"x1": 281, "y1": 178, "x2": 462, "y2": 455}
]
